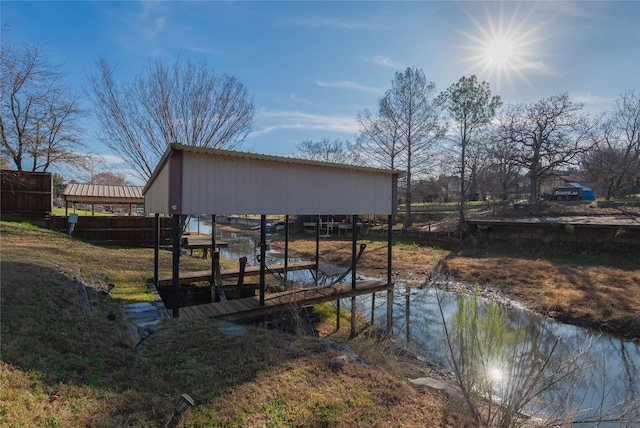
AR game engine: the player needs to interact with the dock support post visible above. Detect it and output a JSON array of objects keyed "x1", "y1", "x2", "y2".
[
  {"x1": 212, "y1": 251, "x2": 226, "y2": 302},
  {"x1": 235, "y1": 256, "x2": 248, "y2": 299},
  {"x1": 172, "y1": 214, "x2": 181, "y2": 318},
  {"x1": 371, "y1": 293, "x2": 375, "y2": 325},
  {"x1": 211, "y1": 215, "x2": 217, "y2": 302},
  {"x1": 315, "y1": 215, "x2": 320, "y2": 286},
  {"x1": 350, "y1": 214, "x2": 358, "y2": 338},
  {"x1": 284, "y1": 215, "x2": 289, "y2": 284},
  {"x1": 154, "y1": 213, "x2": 160, "y2": 287},
  {"x1": 386, "y1": 214, "x2": 393, "y2": 331},
  {"x1": 259, "y1": 215, "x2": 266, "y2": 306},
  {"x1": 211, "y1": 214, "x2": 216, "y2": 253}
]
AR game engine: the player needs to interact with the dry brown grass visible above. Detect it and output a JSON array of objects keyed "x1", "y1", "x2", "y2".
[
  {"x1": 1, "y1": 220, "x2": 474, "y2": 427},
  {"x1": 273, "y1": 234, "x2": 640, "y2": 338},
  {"x1": 440, "y1": 253, "x2": 640, "y2": 336}
]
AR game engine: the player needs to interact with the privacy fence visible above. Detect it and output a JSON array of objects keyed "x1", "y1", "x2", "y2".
[
  {"x1": 49, "y1": 215, "x2": 173, "y2": 247},
  {"x1": 1, "y1": 170, "x2": 52, "y2": 221}
]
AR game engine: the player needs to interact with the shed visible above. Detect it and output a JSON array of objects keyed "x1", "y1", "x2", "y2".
[
  {"x1": 143, "y1": 144, "x2": 399, "y2": 216},
  {"x1": 62, "y1": 183, "x2": 144, "y2": 215},
  {"x1": 143, "y1": 144, "x2": 403, "y2": 334}
]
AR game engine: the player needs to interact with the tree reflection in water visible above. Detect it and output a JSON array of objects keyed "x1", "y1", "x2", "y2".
[{"x1": 351, "y1": 285, "x2": 640, "y2": 426}]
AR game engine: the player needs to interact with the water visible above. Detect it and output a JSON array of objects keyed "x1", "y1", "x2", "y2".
[
  {"x1": 185, "y1": 216, "x2": 315, "y2": 284},
  {"x1": 351, "y1": 286, "x2": 640, "y2": 425},
  {"x1": 185, "y1": 216, "x2": 640, "y2": 424}
]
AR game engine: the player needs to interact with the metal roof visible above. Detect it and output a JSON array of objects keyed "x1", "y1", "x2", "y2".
[
  {"x1": 63, "y1": 183, "x2": 144, "y2": 204},
  {"x1": 169, "y1": 143, "x2": 405, "y2": 174}
]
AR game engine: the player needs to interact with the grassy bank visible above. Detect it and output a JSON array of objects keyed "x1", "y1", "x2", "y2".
[
  {"x1": 0, "y1": 220, "x2": 472, "y2": 427},
  {"x1": 272, "y1": 234, "x2": 640, "y2": 339}
]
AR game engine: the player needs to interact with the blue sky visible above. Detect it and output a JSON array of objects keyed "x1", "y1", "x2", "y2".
[{"x1": 2, "y1": 1, "x2": 639, "y2": 182}]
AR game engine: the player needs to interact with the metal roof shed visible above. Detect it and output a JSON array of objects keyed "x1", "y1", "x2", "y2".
[
  {"x1": 143, "y1": 144, "x2": 400, "y2": 216},
  {"x1": 143, "y1": 144, "x2": 402, "y2": 333}
]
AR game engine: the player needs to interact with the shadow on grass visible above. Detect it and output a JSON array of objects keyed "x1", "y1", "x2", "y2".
[{"x1": 0, "y1": 259, "x2": 328, "y2": 426}]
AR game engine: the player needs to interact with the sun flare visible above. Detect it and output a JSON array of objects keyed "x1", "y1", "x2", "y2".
[
  {"x1": 485, "y1": 37, "x2": 517, "y2": 68},
  {"x1": 458, "y1": 3, "x2": 550, "y2": 92},
  {"x1": 489, "y1": 367, "x2": 503, "y2": 382}
]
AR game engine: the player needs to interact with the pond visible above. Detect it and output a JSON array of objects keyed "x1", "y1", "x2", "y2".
[
  {"x1": 186, "y1": 218, "x2": 639, "y2": 424},
  {"x1": 351, "y1": 286, "x2": 640, "y2": 425}
]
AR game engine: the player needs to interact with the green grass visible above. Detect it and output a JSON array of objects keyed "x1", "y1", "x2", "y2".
[{"x1": 51, "y1": 206, "x2": 113, "y2": 216}]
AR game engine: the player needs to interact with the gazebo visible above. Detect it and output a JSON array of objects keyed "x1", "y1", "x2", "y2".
[
  {"x1": 62, "y1": 183, "x2": 144, "y2": 215},
  {"x1": 143, "y1": 144, "x2": 403, "y2": 334}
]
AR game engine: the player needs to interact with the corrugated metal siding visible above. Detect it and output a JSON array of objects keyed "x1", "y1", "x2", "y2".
[
  {"x1": 179, "y1": 151, "x2": 394, "y2": 215},
  {"x1": 144, "y1": 163, "x2": 170, "y2": 213}
]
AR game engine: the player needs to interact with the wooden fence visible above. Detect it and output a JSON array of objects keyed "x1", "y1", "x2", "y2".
[
  {"x1": 49, "y1": 215, "x2": 173, "y2": 247},
  {"x1": 1, "y1": 170, "x2": 52, "y2": 220}
]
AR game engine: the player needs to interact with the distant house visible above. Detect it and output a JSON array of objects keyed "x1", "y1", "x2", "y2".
[{"x1": 553, "y1": 183, "x2": 595, "y2": 201}]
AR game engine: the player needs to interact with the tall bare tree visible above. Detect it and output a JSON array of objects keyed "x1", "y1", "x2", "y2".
[
  {"x1": 88, "y1": 57, "x2": 255, "y2": 181},
  {"x1": 484, "y1": 134, "x2": 522, "y2": 201},
  {"x1": 75, "y1": 152, "x2": 107, "y2": 184},
  {"x1": 358, "y1": 67, "x2": 443, "y2": 228},
  {"x1": 582, "y1": 90, "x2": 640, "y2": 200},
  {"x1": 0, "y1": 42, "x2": 84, "y2": 172},
  {"x1": 356, "y1": 97, "x2": 403, "y2": 170},
  {"x1": 93, "y1": 171, "x2": 128, "y2": 186},
  {"x1": 496, "y1": 93, "x2": 593, "y2": 207},
  {"x1": 295, "y1": 138, "x2": 358, "y2": 164},
  {"x1": 437, "y1": 76, "x2": 502, "y2": 228}
]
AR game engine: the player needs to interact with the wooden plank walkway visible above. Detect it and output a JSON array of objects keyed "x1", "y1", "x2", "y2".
[
  {"x1": 178, "y1": 279, "x2": 393, "y2": 321},
  {"x1": 157, "y1": 261, "x2": 317, "y2": 286}
]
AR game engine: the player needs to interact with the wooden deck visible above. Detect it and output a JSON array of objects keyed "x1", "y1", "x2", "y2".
[
  {"x1": 177, "y1": 279, "x2": 393, "y2": 321},
  {"x1": 157, "y1": 261, "x2": 317, "y2": 286}
]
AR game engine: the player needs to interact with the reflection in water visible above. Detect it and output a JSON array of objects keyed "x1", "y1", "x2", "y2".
[
  {"x1": 187, "y1": 222, "x2": 316, "y2": 284},
  {"x1": 351, "y1": 287, "x2": 640, "y2": 424},
  {"x1": 185, "y1": 219, "x2": 639, "y2": 424}
]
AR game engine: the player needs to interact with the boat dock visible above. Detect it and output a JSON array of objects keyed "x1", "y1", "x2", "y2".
[
  {"x1": 157, "y1": 261, "x2": 317, "y2": 286},
  {"x1": 176, "y1": 279, "x2": 392, "y2": 321}
]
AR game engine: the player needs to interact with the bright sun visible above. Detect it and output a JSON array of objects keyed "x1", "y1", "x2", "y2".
[
  {"x1": 485, "y1": 37, "x2": 517, "y2": 68},
  {"x1": 459, "y1": 3, "x2": 549, "y2": 92}
]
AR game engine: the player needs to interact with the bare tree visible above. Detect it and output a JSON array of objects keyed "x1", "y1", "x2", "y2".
[
  {"x1": 356, "y1": 99, "x2": 403, "y2": 170},
  {"x1": 295, "y1": 138, "x2": 358, "y2": 164},
  {"x1": 437, "y1": 76, "x2": 502, "y2": 229},
  {"x1": 88, "y1": 57, "x2": 255, "y2": 181},
  {"x1": 0, "y1": 42, "x2": 85, "y2": 172},
  {"x1": 496, "y1": 93, "x2": 594, "y2": 207},
  {"x1": 484, "y1": 133, "x2": 522, "y2": 201},
  {"x1": 93, "y1": 171, "x2": 128, "y2": 186},
  {"x1": 582, "y1": 90, "x2": 640, "y2": 200},
  {"x1": 358, "y1": 67, "x2": 443, "y2": 228},
  {"x1": 75, "y1": 152, "x2": 106, "y2": 184}
]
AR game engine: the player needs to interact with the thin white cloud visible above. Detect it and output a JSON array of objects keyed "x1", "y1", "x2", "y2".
[
  {"x1": 182, "y1": 45, "x2": 223, "y2": 56},
  {"x1": 99, "y1": 153, "x2": 128, "y2": 166},
  {"x1": 362, "y1": 55, "x2": 403, "y2": 70},
  {"x1": 513, "y1": 59, "x2": 558, "y2": 76},
  {"x1": 283, "y1": 17, "x2": 375, "y2": 31},
  {"x1": 138, "y1": 1, "x2": 167, "y2": 35},
  {"x1": 315, "y1": 80, "x2": 382, "y2": 94},
  {"x1": 250, "y1": 109, "x2": 358, "y2": 137},
  {"x1": 287, "y1": 93, "x2": 321, "y2": 107},
  {"x1": 573, "y1": 91, "x2": 615, "y2": 112}
]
